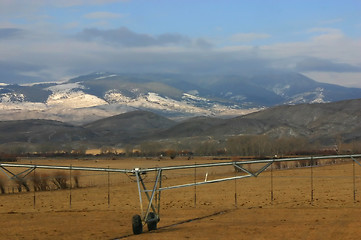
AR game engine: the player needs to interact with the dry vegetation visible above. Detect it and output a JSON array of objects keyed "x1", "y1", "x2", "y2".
[
  {"x1": 0, "y1": 170, "x2": 82, "y2": 194},
  {"x1": 0, "y1": 156, "x2": 361, "y2": 239}
]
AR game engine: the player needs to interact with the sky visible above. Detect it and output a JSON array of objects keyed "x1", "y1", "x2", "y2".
[{"x1": 0, "y1": 0, "x2": 361, "y2": 87}]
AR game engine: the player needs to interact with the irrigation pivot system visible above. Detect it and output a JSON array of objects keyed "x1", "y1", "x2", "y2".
[{"x1": 1, "y1": 154, "x2": 361, "y2": 235}]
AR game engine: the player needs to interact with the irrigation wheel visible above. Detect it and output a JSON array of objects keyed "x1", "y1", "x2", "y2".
[
  {"x1": 146, "y1": 212, "x2": 158, "y2": 231},
  {"x1": 132, "y1": 214, "x2": 143, "y2": 235}
]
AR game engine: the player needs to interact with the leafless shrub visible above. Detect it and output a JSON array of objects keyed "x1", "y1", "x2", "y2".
[
  {"x1": 51, "y1": 171, "x2": 68, "y2": 189},
  {"x1": 15, "y1": 178, "x2": 30, "y2": 192},
  {"x1": 32, "y1": 173, "x2": 50, "y2": 191},
  {"x1": 0, "y1": 176, "x2": 6, "y2": 194},
  {"x1": 273, "y1": 161, "x2": 281, "y2": 169},
  {"x1": 312, "y1": 159, "x2": 319, "y2": 166},
  {"x1": 234, "y1": 165, "x2": 242, "y2": 172},
  {"x1": 281, "y1": 162, "x2": 289, "y2": 169},
  {"x1": 297, "y1": 160, "x2": 308, "y2": 167},
  {"x1": 73, "y1": 171, "x2": 81, "y2": 188}
]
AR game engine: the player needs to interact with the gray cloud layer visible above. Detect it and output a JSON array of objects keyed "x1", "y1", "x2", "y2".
[
  {"x1": 76, "y1": 27, "x2": 211, "y2": 48},
  {"x1": 0, "y1": 26, "x2": 360, "y2": 87},
  {"x1": 294, "y1": 58, "x2": 361, "y2": 73},
  {"x1": 0, "y1": 28, "x2": 25, "y2": 40},
  {"x1": 0, "y1": 61, "x2": 45, "y2": 83}
]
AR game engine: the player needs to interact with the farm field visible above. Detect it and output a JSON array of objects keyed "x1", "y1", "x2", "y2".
[{"x1": 0, "y1": 156, "x2": 361, "y2": 239}]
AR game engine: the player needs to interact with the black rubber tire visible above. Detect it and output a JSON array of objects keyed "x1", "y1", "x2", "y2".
[
  {"x1": 132, "y1": 214, "x2": 143, "y2": 235},
  {"x1": 146, "y1": 212, "x2": 158, "y2": 231}
]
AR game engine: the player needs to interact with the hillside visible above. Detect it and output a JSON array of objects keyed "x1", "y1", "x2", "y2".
[
  {"x1": 0, "y1": 72, "x2": 361, "y2": 124},
  {"x1": 0, "y1": 98, "x2": 359, "y2": 152},
  {"x1": 241, "y1": 98, "x2": 361, "y2": 143},
  {"x1": 84, "y1": 110, "x2": 176, "y2": 144},
  {"x1": 156, "y1": 116, "x2": 228, "y2": 138},
  {"x1": 156, "y1": 99, "x2": 361, "y2": 144},
  {"x1": 0, "y1": 119, "x2": 94, "y2": 144}
]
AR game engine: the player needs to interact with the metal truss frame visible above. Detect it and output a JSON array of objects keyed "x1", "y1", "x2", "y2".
[{"x1": 124, "y1": 154, "x2": 361, "y2": 234}]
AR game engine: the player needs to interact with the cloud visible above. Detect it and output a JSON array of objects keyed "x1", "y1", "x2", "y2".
[
  {"x1": 84, "y1": 11, "x2": 125, "y2": 19},
  {"x1": 75, "y1": 27, "x2": 210, "y2": 47},
  {"x1": 0, "y1": 28, "x2": 25, "y2": 39},
  {"x1": 0, "y1": 30, "x2": 262, "y2": 83},
  {"x1": 230, "y1": 33, "x2": 271, "y2": 42},
  {"x1": 260, "y1": 28, "x2": 361, "y2": 68},
  {"x1": 294, "y1": 58, "x2": 361, "y2": 73},
  {"x1": 303, "y1": 72, "x2": 361, "y2": 88},
  {"x1": 194, "y1": 38, "x2": 213, "y2": 49},
  {"x1": 0, "y1": 0, "x2": 359, "y2": 89},
  {"x1": 64, "y1": 0, "x2": 127, "y2": 6},
  {"x1": 0, "y1": 25, "x2": 360, "y2": 88},
  {"x1": 0, "y1": 60, "x2": 45, "y2": 83},
  {"x1": 0, "y1": 0, "x2": 126, "y2": 18},
  {"x1": 1, "y1": 0, "x2": 124, "y2": 9}
]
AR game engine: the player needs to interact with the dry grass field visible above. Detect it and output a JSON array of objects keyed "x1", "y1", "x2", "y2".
[{"x1": 0, "y1": 156, "x2": 361, "y2": 239}]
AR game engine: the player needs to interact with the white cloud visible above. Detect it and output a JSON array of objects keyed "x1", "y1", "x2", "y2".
[
  {"x1": 84, "y1": 11, "x2": 125, "y2": 19},
  {"x1": 260, "y1": 28, "x2": 361, "y2": 66},
  {"x1": 230, "y1": 33, "x2": 270, "y2": 42},
  {"x1": 0, "y1": 0, "x2": 126, "y2": 18},
  {"x1": 302, "y1": 72, "x2": 361, "y2": 88}
]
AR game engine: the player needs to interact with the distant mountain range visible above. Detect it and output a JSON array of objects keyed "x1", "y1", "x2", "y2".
[
  {"x1": 0, "y1": 98, "x2": 360, "y2": 151},
  {"x1": 1, "y1": 71, "x2": 361, "y2": 124}
]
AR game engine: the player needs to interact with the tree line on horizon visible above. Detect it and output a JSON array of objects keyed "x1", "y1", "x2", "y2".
[{"x1": 1, "y1": 135, "x2": 360, "y2": 160}]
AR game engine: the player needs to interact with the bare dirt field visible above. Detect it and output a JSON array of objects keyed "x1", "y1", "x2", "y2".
[{"x1": 1, "y1": 156, "x2": 361, "y2": 240}]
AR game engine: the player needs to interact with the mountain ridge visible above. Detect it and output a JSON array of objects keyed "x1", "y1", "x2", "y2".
[
  {"x1": 0, "y1": 98, "x2": 359, "y2": 152},
  {"x1": 0, "y1": 71, "x2": 360, "y2": 124}
]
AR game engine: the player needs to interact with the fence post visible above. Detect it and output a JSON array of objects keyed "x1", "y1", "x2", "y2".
[
  {"x1": 270, "y1": 162, "x2": 274, "y2": 204},
  {"x1": 69, "y1": 164, "x2": 72, "y2": 208},
  {"x1": 353, "y1": 159, "x2": 356, "y2": 203},
  {"x1": 234, "y1": 167, "x2": 237, "y2": 208},
  {"x1": 108, "y1": 166, "x2": 110, "y2": 207},
  {"x1": 33, "y1": 168, "x2": 36, "y2": 209},
  {"x1": 194, "y1": 160, "x2": 197, "y2": 208},
  {"x1": 310, "y1": 157, "x2": 314, "y2": 205}
]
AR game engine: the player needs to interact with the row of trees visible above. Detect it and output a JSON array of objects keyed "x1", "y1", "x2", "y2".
[
  {"x1": 137, "y1": 135, "x2": 360, "y2": 157},
  {"x1": 0, "y1": 142, "x2": 88, "y2": 156},
  {"x1": 0, "y1": 135, "x2": 360, "y2": 158}
]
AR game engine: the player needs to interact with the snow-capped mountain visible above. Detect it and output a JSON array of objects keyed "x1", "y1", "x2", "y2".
[{"x1": 0, "y1": 71, "x2": 360, "y2": 124}]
